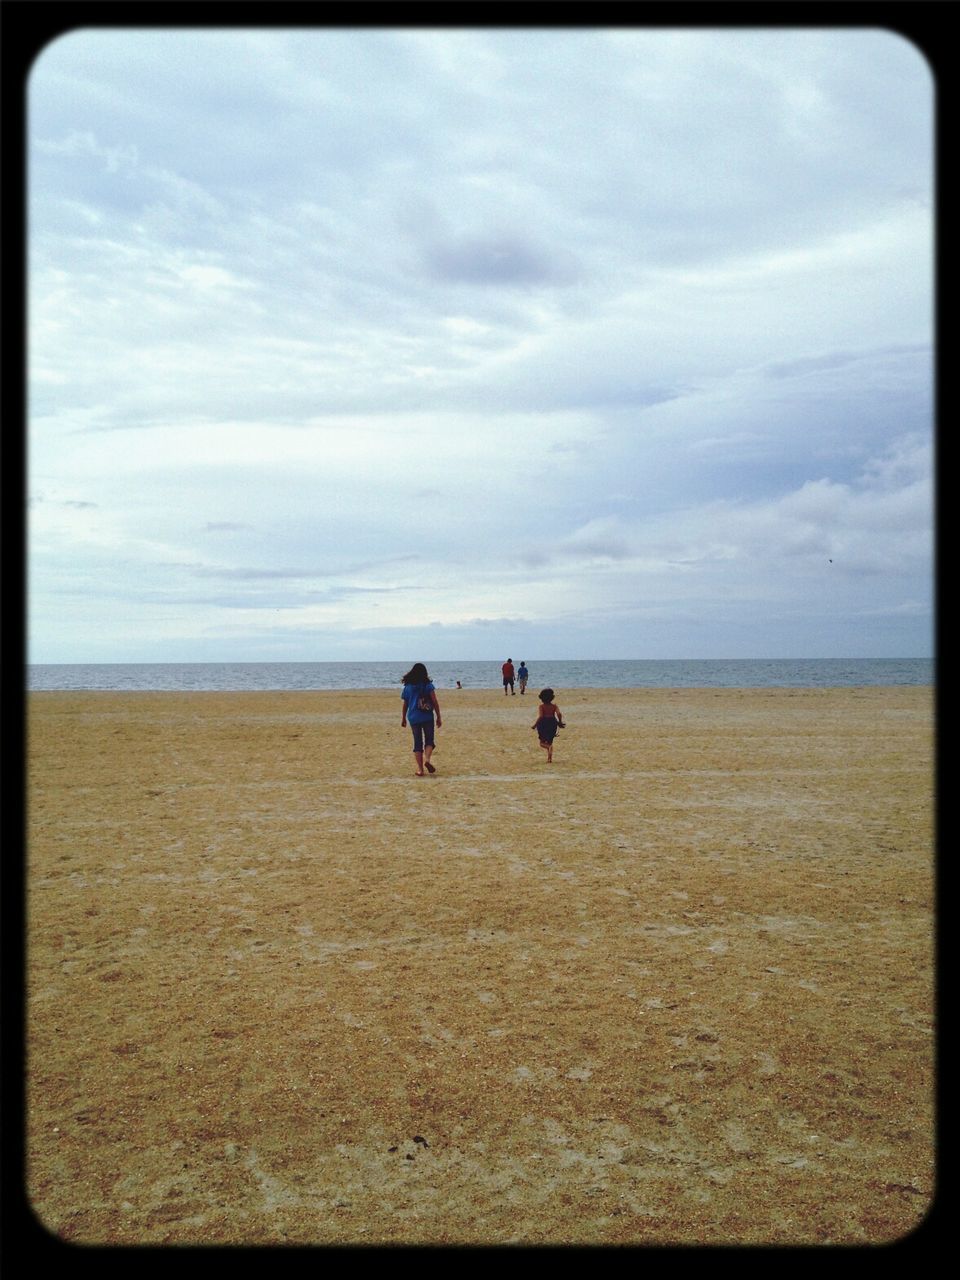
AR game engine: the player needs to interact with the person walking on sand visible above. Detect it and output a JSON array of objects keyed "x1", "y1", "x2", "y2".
[
  {"x1": 502, "y1": 658, "x2": 516, "y2": 695},
  {"x1": 400, "y1": 663, "x2": 442, "y2": 776},
  {"x1": 517, "y1": 661, "x2": 529, "y2": 695},
  {"x1": 532, "y1": 687, "x2": 565, "y2": 763}
]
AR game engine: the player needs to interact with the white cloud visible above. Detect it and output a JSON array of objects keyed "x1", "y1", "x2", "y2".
[{"x1": 26, "y1": 28, "x2": 934, "y2": 662}]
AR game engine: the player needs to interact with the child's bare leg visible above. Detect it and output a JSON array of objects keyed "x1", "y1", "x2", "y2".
[
  {"x1": 413, "y1": 750, "x2": 424, "y2": 775},
  {"x1": 424, "y1": 743, "x2": 435, "y2": 772}
]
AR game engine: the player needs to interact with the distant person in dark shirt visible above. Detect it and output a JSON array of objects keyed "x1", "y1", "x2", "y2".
[{"x1": 517, "y1": 662, "x2": 529, "y2": 695}]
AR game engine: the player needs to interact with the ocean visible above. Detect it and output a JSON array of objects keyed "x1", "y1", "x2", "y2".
[{"x1": 26, "y1": 658, "x2": 933, "y2": 693}]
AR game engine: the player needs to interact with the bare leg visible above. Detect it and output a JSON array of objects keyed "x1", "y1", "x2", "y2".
[
  {"x1": 413, "y1": 750, "x2": 424, "y2": 775},
  {"x1": 424, "y1": 744, "x2": 436, "y2": 773}
]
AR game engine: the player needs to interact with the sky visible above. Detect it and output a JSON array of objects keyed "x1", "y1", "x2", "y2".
[{"x1": 26, "y1": 25, "x2": 935, "y2": 664}]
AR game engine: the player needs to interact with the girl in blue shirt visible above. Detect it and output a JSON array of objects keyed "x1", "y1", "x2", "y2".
[{"x1": 400, "y1": 662, "x2": 442, "y2": 776}]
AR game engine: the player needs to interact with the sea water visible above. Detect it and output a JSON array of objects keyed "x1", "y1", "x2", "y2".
[{"x1": 26, "y1": 658, "x2": 933, "y2": 692}]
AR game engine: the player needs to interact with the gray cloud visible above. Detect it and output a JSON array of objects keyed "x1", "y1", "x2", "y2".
[
  {"x1": 463, "y1": 617, "x2": 531, "y2": 629},
  {"x1": 189, "y1": 566, "x2": 319, "y2": 581},
  {"x1": 763, "y1": 342, "x2": 930, "y2": 380},
  {"x1": 423, "y1": 232, "x2": 580, "y2": 288}
]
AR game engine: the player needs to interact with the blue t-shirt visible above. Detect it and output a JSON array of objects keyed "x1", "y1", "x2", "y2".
[{"x1": 403, "y1": 681, "x2": 435, "y2": 724}]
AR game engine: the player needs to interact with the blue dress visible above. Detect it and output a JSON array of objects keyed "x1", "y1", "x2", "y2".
[{"x1": 535, "y1": 712, "x2": 558, "y2": 743}]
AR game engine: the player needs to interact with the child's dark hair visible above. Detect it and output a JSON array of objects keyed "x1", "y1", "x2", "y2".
[
  {"x1": 538, "y1": 688, "x2": 555, "y2": 703},
  {"x1": 402, "y1": 663, "x2": 430, "y2": 685}
]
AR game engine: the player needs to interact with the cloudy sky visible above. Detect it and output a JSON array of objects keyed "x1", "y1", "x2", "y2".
[{"x1": 27, "y1": 25, "x2": 934, "y2": 664}]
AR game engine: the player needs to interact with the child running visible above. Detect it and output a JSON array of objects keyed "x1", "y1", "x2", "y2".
[{"x1": 532, "y1": 687, "x2": 565, "y2": 763}]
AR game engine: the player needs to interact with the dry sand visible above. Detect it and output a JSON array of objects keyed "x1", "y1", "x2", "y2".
[{"x1": 26, "y1": 686, "x2": 935, "y2": 1246}]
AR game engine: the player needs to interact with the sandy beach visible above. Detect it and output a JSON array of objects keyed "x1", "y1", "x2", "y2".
[{"x1": 25, "y1": 686, "x2": 935, "y2": 1246}]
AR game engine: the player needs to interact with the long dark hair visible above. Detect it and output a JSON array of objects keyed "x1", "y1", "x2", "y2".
[{"x1": 402, "y1": 663, "x2": 430, "y2": 685}]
